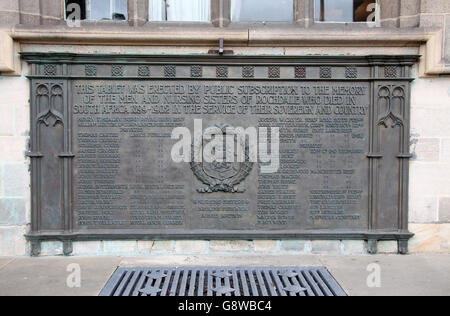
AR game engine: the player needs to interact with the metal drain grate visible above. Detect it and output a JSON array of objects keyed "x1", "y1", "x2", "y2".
[{"x1": 99, "y1": 267, "x2": 346, "y2": 296}]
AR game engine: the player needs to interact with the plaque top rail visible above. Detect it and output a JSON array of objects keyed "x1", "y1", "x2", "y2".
[{"x1": 20, "y1": 52, "x2": 420, "y2": 65}]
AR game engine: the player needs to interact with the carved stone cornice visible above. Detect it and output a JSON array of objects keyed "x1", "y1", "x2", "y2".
[{"x1": 3, "y1": 25, "x2": 449, "y2": 77}]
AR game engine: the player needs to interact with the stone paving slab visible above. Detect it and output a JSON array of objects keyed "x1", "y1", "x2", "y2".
[
  {"x1": 0, "y1": 256, "x2": 122, "y2": 296},
  {"x1": 0, "y1": 258, "x2": 15, "y2": 271},
  {"x1": 119, "y1": 254, "x2": 323, "y2": 268},
  {"x1": 321, "y1": 254, "x2": 450, "y2": 296}
]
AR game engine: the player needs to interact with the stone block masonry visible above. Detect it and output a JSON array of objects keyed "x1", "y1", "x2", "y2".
[
  {"x1": 406, "y1": 70, "x2": 450, "y2": 254},
  {"x1": 28, "y1": 240, "x2": 378, "y2": 257},
  {"x1": 0, "y1": 67, "x2": 31, "y2": 256},
  {"x1": 410, "y1": 74, "x2": 450, "y2": 226}
]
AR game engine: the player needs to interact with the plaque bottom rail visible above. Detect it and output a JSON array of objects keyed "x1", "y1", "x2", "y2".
[{"x1": 25, "y1": 229, "x2": 414, "y2": 242}]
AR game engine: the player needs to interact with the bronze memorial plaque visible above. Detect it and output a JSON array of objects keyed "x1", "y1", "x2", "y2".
[{"x1": 23, "y1": 54, "x2": 419, "y2": 255}]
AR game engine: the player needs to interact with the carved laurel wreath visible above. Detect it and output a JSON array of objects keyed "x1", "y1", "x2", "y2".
[{"x1": 190, "y1": 123, "x2": 254, "y2": 193}]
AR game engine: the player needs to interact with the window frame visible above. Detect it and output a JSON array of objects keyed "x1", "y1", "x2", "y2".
[
  {"x1": 62, "y1": 0, "x2": 382, "y2": 28},
  {"x1": 146, "y1": 0, "x2": 214, "y2": 24},
  {"x1": 229, "y1": 0, "x2": 296, "y2": 23},
  {"x1": 313, "y1": 0, "x2": 380, "y2": 25},
  {"x1": 146, "y1": 0, "x2": 298, "y2": 26},
  {"x1": 64, "y1": 0, "x2": 129, "y2": 22}
]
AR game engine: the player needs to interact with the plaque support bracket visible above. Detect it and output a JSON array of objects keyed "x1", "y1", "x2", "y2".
[
  {"x1": 63, "y1": 240, "x2": 73, "y2": 256},
  {"x1": 398, "y1": 239, "x2": 409, "y2": 254},
  {"x1": 58, "y1": 152, "x2": 75, "y2": 158},
  {"x1": 397, "y1": 153, "x2": 413, "y2": 159},
  {"x1": 30, "y1": 240, "x2": 41, "y2": 257},
  {"x1": 26, "y1": 152, "x2": 44, "y2": 158},
  {"x1": 367, "y1": 153, "x2": 384, "y2": 159},
  {"x1": 367, "y1": 239, "x2": 378, "y2": 254}
]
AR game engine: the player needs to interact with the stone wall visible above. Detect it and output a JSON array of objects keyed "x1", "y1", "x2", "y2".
[
  {"x1": 0, "y1": 44, "x2": 448, "y2": 256},
  {"x1": 409, "y1": 68, "x2": 450, "y2": 253},
  {"x1": 419, "y1": 0, "x2": 450, "y2": 67},
  {"x1": 0, "y1": 61, "x2": 30, "y2": 256}
]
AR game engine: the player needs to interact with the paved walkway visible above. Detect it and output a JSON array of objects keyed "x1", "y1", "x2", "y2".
[{"x1": 0, "y1": 254, "x2": 448, "y2": 296}]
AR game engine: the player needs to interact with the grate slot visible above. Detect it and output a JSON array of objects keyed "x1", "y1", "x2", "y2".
[
  {"x1": 160, "y1": 269, "x2": 174, "y2": 296},
  {"x1": 197, "y1": 269, "x2": 205, "y2": 296},
  {"x1": 122, "y1": 269, "x2": 140, "y2": 296},
  {"x1": 231, "y1": 269, "x2": 241, "y2": 296},
  {"x1": 169, "y1": 269, "x2": 181, "y2": 296},
  {"x1": 262, "y1": 269, "x2": 278, "y2": 296},
  {"x1": 255, "y1": 270, "x2": 269, "y2": 296},
  {"x1": 131, "y1": 268, "x2": 149, "y2": 296},
  {"x1": 317, "y1": 268, "x2": 347, "y2": 297},
  {"x1": 269, "y1": 269, "x2": 287, "y2": 297},
  {"x1": 302, "y1": 270, "x2": 324, "y2": 296},
  {"x1": 188, "y1": 269, "x2": 197, "y2": 297},
  {"x1": 179, "y1": 269, "x2": 189, "y2": 296},
  {"x1": 207, "y1": 270, "x2": 213, "y2": 296},
  {"x1": 310, "y1": 269, "x2": 333, "y2": 296},
  {"x1": 239, "y1": 269, "x2": 250, "y2": 296},
  {"x1": 297, "y1": 270, "x2": 315, "y2": 297},
  {"x1": 247, "y1": 270, "x2": 259, "y2": 296},
  {"x1": 100, "y1": 267, "x2": 346, "y2": 297},
  {"x1": 113, "y1": 269, "x2": 133, "y2": 297}
]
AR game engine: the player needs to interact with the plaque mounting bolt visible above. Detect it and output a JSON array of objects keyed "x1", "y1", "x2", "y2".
[{"x1": 208, "y1": 38, "x2": 233, "y2": 55}]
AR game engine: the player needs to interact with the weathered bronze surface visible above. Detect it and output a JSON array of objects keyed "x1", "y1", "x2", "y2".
[{"x1": 22, "y1": 53, "x2": 419, "y2": 255}]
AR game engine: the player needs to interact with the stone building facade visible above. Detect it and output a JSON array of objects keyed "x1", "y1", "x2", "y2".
[{"x1": 0, "y1": 0, "x2": 449, "y2": 256}]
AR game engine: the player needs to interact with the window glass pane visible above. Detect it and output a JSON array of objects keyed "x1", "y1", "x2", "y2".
[
  {"x1": 149, "y1": 0, "x2": 166, "y2": 21},
  {"x1": 89, "y1": 0, "x2": 127, "y2": 20},
  {"x1": 353, "y1": 0, "x2": 376, "y2": 22},
  {"x1": 90, "y1": 0, "x2": 111, "y2": 20},
  {"x1": 149, "y1": 0, "x2": 211, "y2": 22},
  {"x1": 232, "y1": 0, "x2": 294, "y2": 22},
  {"x1": 112, "y1": 0, "x2": 128, "y2": 20},
  {"x1": 315, "y1": 0, "x2": 377, "y2": 22}
]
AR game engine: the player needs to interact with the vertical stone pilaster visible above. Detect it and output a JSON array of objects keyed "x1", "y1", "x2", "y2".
[
  {"x1": 128, "y1": 0, "x2": 149, "y2": 26},
  {"x1": 399, "y1": 0, "x2": 421, "y2": 28},
  {"x1": 19, "y1": 0, "x2": 41, "y2": 25},
  {"x1": 212, "y1": 0, "x2": 231, "y2": 27},
  {"x1": 379, "y1": 0, "x2": 401, "y2": 27},
  {"x1": 39, "y1": 0, "x2": 63, "y2": 25},
  {"x1": 295, "y1": 0, "x2": 313, "y2": 27},
  {"x1": 0, "y1": 0, "x2": 20, "y2": 26}
]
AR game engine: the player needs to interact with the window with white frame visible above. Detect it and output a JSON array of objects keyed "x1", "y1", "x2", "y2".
[
  {"x1": 315, "y1": 0, "x2": 378, "y2": 23},
  {"x1": 149, "y1": 0, "x2": 211, "y2": 22},
  {"x1": 231, "y1": 0, "x2": 294, "y2": 22},
  {"x1": 65, "y1": 0, "x2": 128, "y2": 21}
]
